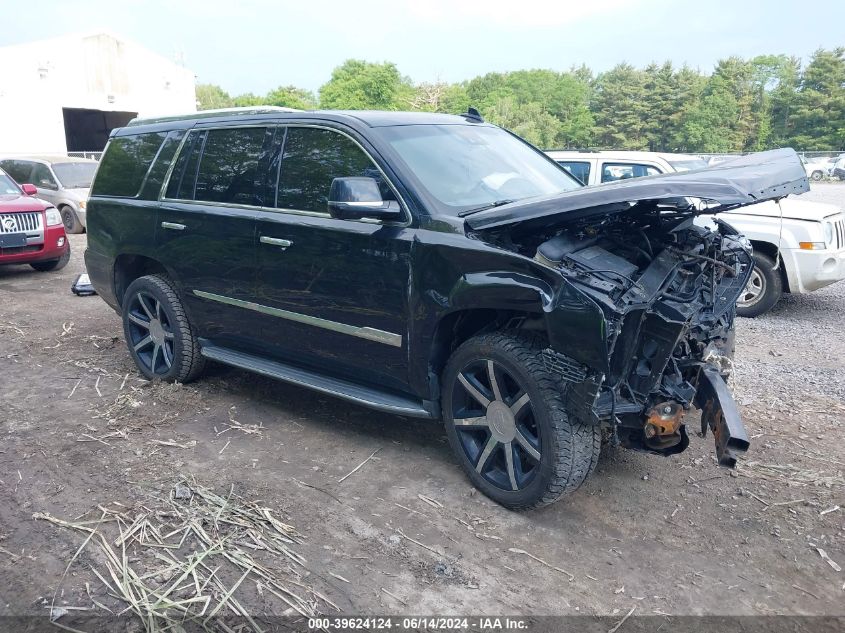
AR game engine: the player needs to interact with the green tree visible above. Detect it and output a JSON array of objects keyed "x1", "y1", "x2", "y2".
[
  {"x1": 666, "y1": 65, "x2": 707, "y2": 151},
  {"x1": 319, "y1": 60, "x2": 414, "y2": 110},
  {"x1": 789, "y1": 48, "x2": 845, "y2": 149},
  {"x1": 265, "y1": 85, "x2": 317, "y2": 110},
  {"x1": 485, "y1": 98, "x2": 561, "y2": 148},
  {"x1": 232, "y1": 93, "x2": 264, "y2": 107},
  {"x1": 464, "y1": 69, "x2": 593, "y2": 147},
  {"x1": 195, "y1": 83, "x2": 233, "y2": 110},
  {"x1": 681, "y1": 77, "x2": 742, "y2": 152},
  {"x1": 591, "y1": 64, "x2": 649, "y2": 149},
  {"x1": 766, "y1": 56, "x2": 802, "y2": 147}
]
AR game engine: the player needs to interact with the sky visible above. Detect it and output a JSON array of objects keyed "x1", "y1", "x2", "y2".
[{"x1": 2, "y1": 0, "x2": 844, "y2": 95}]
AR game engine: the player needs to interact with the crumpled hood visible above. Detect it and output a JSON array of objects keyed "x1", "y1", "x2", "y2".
[{"x1": 465, "y1": 148, "x2": 809, "y2": 231}]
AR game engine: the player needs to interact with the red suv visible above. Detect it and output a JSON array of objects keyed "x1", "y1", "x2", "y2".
[{"x1": 0, "y1": 168, "x2": 70, "y2": 271}]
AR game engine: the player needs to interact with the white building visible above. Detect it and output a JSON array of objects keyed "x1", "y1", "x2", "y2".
[{"x1": 0, "y1": 32, "x2": 196, "y2": 155}]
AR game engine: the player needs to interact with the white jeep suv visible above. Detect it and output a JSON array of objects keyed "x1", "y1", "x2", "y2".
[{"x1": 547, "y1": 150, "x2": 845, "y2": 317}]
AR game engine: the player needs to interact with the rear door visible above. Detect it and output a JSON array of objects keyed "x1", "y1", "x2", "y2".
[
  {"x1": 157, "y1": 124, "x2": 274, "y2": 348},
  {"x1": 252, "y1": 125, "x2": 413, "y2": 393}
]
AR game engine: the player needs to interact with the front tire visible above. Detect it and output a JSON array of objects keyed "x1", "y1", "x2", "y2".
[
  {"x1": 442, "y1": 331, "x2": 600, "y2": 510},
  {"x1": 122, "y1": 274, "x2": 205, "y2": 382},
  {"x1": 736, "y1": 252, "x2": 782, "y2": 318},
  {"x1": 30, "y1": 245, "x2": 70, "y2": 272},
  {"x1": 61, "y1": 206, "x2": 83, "y2": 234},
  {"x1": 810, "y1": 170, "x2": 824, "y2": 182}
]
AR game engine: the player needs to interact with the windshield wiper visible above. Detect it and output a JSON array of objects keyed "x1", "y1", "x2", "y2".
[{"x1": 458, "y1": 199, "x2": 515, "y2": 217}]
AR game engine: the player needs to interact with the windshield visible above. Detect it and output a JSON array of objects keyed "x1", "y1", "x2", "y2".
[
  {"x1": 0, "y1": 171, "x2": 21, "y2": 195},
  {"x1": 667, "y1": 158, "x2": 709, "y2": 172},
  {"x1": 378, "y1": 124, "x2": 581, "y2": 214},
  {"x1": 52, "y1": 162, "x2": 98, "y2": 189}
]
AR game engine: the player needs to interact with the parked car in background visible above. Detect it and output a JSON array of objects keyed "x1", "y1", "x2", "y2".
[
  {"x1": 833, "y1": 155, "x2": 845, "y2": 180},
  {"x1": 548, "y1": 150, "x2": 845, "y2": 317},
  {"x1": 0, "y1": 167, "x2": 70, "y2": 271},
  {"x1": 0, "y1": 156, "x2": 98, "y2": 234},
  {"x1": 802, "y1": 156, "x2": 833, "y2": 181}
]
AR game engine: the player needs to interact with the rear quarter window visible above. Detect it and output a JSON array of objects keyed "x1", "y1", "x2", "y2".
[{"x1": 91, "y1": 132, "x2": 168, "y2": 197}]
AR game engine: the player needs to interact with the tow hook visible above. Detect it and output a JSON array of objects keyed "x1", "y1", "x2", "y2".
[
  {"x1": 695, "y1": 366, "x2": 750, "y2": 468},
  {"x1": 643, "y1": 402, "x2": 685, "y2": 451}
]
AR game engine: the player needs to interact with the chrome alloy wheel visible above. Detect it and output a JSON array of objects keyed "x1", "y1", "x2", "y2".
[
  {"x1": 738, "y1": 266, "x2": 766, "y2": 308},
  {"x1": 125, "y1": 291, "x2": 175, "y2": 375},
  {"x1": 450, "y1": 359, "x2": 542, "y2": 491}
]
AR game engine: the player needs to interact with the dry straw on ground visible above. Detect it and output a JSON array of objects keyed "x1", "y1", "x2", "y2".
[{"x1": 35, "y1": 477, "x2": 337, "y2": 632}]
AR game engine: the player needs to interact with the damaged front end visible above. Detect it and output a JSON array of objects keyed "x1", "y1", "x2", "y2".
[
  {"x1": 465, "y1": 149, "x2": 809, "y2": 468},
  {"x1": 536, "y1": 209, "x2": 752, "y2": 466}
]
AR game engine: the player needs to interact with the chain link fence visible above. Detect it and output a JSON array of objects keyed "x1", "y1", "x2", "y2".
[{"x1": 67, "y1": 151, "x2": 103, "y2": 161}]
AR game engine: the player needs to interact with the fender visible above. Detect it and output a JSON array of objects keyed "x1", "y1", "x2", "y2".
[{"x1": 448, "y1": 271, "x2": 553, "y2": 312}]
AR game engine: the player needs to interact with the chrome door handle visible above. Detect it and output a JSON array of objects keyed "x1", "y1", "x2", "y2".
[
  {"x1": 260, "y1": 236, "x2": 292, "y2": 248},
  {"x1": 161, "y1": 222, "x2": 186, "y2": 231}
]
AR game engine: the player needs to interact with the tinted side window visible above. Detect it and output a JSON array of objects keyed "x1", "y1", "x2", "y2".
[
  {"x1": 166, "y1": 130, "x2": 205, "y2": 200},
  {"x1": 600, "y1": 162, "x2": 661, "y2": 183},
  {"x1": 138, "y1": 130, "x2": 186, "y2": 199},
  {"x1": 193, "y1": 127, "x2": 270, "y2": 206},
  {"x1": 558, "y1": 161, "x2": 591, "y2": 185},
  {"x1": 1, "y1": 160, "x2": 33, "y2": 184},
  {"x1": 276, "y1": 127, "x2": 387, "y2": 213},
  {"x1": 91, "y1": 132, "x2": 167, "y2": 197}
]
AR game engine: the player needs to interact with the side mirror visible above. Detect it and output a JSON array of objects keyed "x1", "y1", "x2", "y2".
[
  {"x1": 21, "y1": 183, "x2": 37, "y2": 196},
  {"x1": 328, "y1": 177, "x2": 402, "y2": 221}
]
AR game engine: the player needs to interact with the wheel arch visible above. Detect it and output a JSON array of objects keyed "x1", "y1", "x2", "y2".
[
  {"x1": 748, "y1": 240, "x2": 791, "y2": 293},
  {"x1": 113, "y1": 254, "x2": 173, "y2": 306},
  {"x1": 426, "y1": 307, "x2": 546, "y2": 401}
]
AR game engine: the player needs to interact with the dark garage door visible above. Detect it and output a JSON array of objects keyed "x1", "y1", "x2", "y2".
[{"x1": 63, "y1": 108, "x2": 138, "y2": 152}]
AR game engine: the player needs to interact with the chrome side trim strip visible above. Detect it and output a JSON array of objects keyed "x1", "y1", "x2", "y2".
[{"x1": 192, "y1": 290, "x2": 402, "y2": 348}]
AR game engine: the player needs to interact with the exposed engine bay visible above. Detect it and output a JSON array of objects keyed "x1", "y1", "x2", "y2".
[
  {"x1": 492, "y1": 201, "x2": 754, "y2": 466},
  {"x1": 462, "y1": 149, "x2": 811, "y2": 470}
]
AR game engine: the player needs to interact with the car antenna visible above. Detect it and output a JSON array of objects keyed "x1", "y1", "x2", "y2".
[{"x1": 462, "y1": 107, "x2": 484, "y2": 123}]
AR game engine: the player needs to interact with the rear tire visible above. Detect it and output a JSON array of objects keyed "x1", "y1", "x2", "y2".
[
  {"x1": 810, "y1": 170, "x2": 824, "y2": 182},
  {"x1": 30, "y1": 244, "x2": 70, "y2": 272},
  {"x1": 442, "y1": 331, "x2": 600, "y2": 510},
  {"x1": 736, "y1": 252, "x2": 782, "y2": 318},
  {"x1": 122, "y1": 274, "x2": 206, "y2": 382},
  {"x1": 60, "y1": 206, "x2": 83, "y2": 234}
]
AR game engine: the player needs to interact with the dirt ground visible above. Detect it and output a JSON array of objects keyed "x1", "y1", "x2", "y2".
[{"x1": 1, "y1": 185, "x2": 844, "y2": 628}]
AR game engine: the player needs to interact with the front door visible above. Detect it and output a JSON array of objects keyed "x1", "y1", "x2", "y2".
[
  {"x1": 156, "y1": 125, "x2": 274, "y2": 349},
  {"x1": 31, "y1": 163, "x2": 61, "y2": 207},
  {"x1": 254, "y1": 125, "x2": 413, "y2": 393}
]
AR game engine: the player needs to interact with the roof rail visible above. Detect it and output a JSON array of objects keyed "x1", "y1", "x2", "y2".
[{"x1": 126, "y1": 106, "x2": 303, "y2": 127}]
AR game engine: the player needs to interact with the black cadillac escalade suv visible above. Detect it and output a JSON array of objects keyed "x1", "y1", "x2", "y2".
[{"x1": 85, "y1": 106, "x2": 808, "y2": 509}]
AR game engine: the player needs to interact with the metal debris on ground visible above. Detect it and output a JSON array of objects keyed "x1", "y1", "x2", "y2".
[{"x1": 34, "y1": 477, "x2": 338, "y2": 631}]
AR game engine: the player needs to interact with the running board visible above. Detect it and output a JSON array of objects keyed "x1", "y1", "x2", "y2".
[{"x1": 200, "y1": 344, "x2": 434, "y2": 419}]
